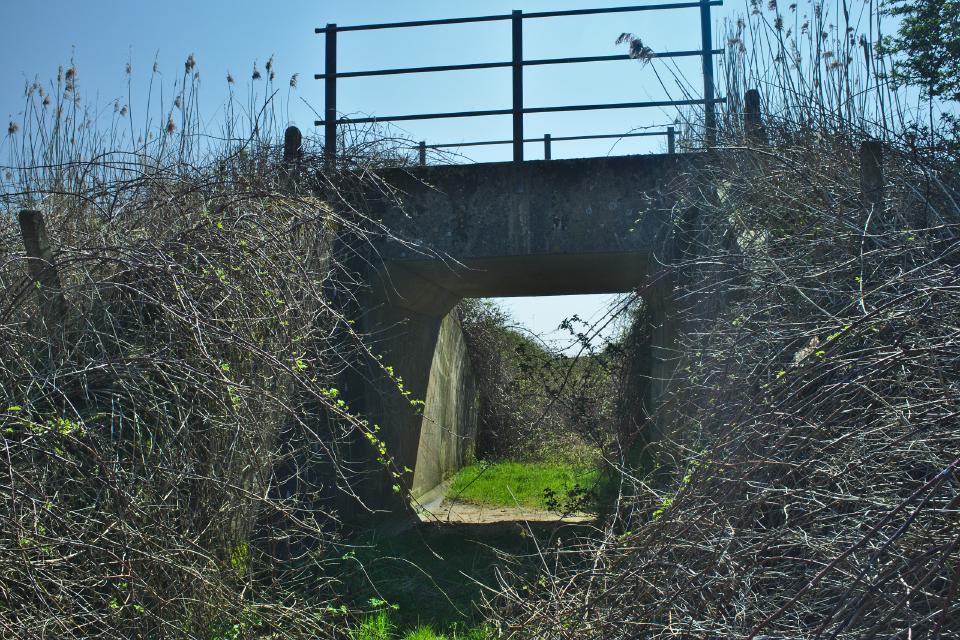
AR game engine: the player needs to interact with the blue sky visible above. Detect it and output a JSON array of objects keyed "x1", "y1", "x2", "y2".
[
  {"x1": 0, "y1": 0, "x2": 731, "y2": 158},
  {"x1": 0, "y1": 0, "x2": 737, "y2": 349}
]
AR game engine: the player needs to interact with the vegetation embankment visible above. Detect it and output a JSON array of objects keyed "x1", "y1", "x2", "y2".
[
  {"x1": 485, "y1": 1, "x2": 960, "y2": 637},
  {"x1": 2, "y1": 0, "x2": 960, "y2": 636},
  {"x1": 0, "y1": 58, "x2": 412, "y2": 638},
  {"x1": 494, "y1": 142, "x2": 960, "y2": 637}
]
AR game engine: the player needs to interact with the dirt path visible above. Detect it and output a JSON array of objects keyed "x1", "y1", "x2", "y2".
[
  {"x1": 419, "y1": 500, "x2": 593, "y2": 524},
  {"x1": 414, "y1": 481, "x2": 593, "y2": 524}
]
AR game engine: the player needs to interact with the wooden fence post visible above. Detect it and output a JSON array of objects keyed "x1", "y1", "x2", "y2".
[
  {"x1": 860, "y1": 140, "x2": 883, "y2": 210},
  {"x1": 283, "y1": 125, "x2": 303, "y2": 191},
  {"x1": 18, "y1": 209, "x2": 67, "y2": 334},
  {"x1": 744, "y1": 89, "x2": 766, "y2": 144}
]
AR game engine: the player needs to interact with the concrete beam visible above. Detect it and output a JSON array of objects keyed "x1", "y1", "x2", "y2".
[
  {"x1": 386, "y1": 251, "x2": 651, "y2": 299},
  {"x1": 372, "y1": 153, "x2": 692, "y2": 266}
]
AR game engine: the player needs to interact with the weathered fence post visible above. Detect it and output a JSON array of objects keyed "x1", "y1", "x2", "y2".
[
  {"x1": 544, "y1": 134, "x2": 551, "y2": 160},
  {"x1": 667, "y1": 126, "x2": 676, "y2": 154},
  {"x1": 18, "y1": 209, "x2": 67, "y2": 335},
  {"x1": 283, "y1": 125, "x2": 303, "y2": 191},
  {"x1": 860, "y1": 140, "x2": 883, "y2": 210},
  {"x1": 419, "y1": 141, "x2": 427, "y2": 166},
  {"x1": 744, "y1": 89, "x2": 766, "y2": 144}
]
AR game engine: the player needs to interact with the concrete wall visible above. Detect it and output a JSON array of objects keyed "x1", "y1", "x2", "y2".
[
  {"x1": 352, "y1": 272, "x2": 478, "y2": 516},
  {"x1": 366, "y1": 154, "x2": 698, "y2": 300},
  {"x1": 411, "y1": 311, "x2": 479, "y2": 499},
  {"x1": 376, "y1": 154, "x2": 690, "y2": 263}
]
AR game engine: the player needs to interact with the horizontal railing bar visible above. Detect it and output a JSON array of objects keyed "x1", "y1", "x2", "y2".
[
  {"x1": 427, "y1": 138, "x2": 513, "y2": 149},
  {"x1": 315, "y1": 1, "x2": 722, "y2": 33},
  {"x1": 525, "y1": 97, "x2": 724, "y2": 115},
  {"x1": 316, "y1": 61, "x2": 510, "y2": 80},
  {"x1": 523, "y1": 1, "x2": 721, "y2": 19},
  {"x1": 424, "y1": 130, "x2": 671, "y2": 149},
  {"x1": 533, "y1": 131, "x2": 669, "y2": 142},
  {"x1": 314, "y1": 97, "x2": 725, "y2": 126},
  {"x1": 316, "y1": 14, "x2": 511, "y2": 33},
  {"x1": 525, "y1": 49, "x2": 721, "y2": 66},
  {"x1": 314, "y1": 49, "x2": 723, "y2": 80},
  {"x1": 316, "y1": 108, "x2": 513, "y2": 126}
]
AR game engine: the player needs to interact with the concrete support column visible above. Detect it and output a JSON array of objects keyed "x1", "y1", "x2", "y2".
[
  {"x1": 359, "y1": 299, "x2": 445, "y2": 515},
  {"x1": 350, "y1": 262, "x2": 478, "y2": 520},
  {"x1": 411, "y1": 312, "x2": 479, "y2": 498}
]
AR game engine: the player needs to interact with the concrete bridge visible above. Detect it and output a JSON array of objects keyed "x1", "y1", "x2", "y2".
[
  {"x1": 346, "y1": 152, "x2": 699, "y2": 515},
  {"x1": 309, "y1": 3, "x2": 724, "y2": 519}
]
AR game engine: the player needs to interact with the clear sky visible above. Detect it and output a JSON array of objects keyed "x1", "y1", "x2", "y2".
[{"x1": 0, "y1": 0, "x2": 739, "y2": 349}]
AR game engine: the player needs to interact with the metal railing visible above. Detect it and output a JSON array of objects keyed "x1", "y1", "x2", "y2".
[
  {"x1": 415, "y1": 127, "x2": 677, "y2": 164},
  {"x1": 315, "y1": 2, "x2": 724, "y2": 166}
]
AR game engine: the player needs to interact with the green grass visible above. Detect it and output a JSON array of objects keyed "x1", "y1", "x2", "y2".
[
  {"x1": 350, "y1": 612, "x2": 493, "y2": 640},
  {"x1": 398, "y1": 622, "x2": 493, "y2": 640},
  {"x1": 448, "y1": 461, "x2": 601, "y2": 511},
  {"x1": 351, "y1": 610, "x2": 394, "y2": 640},
  {"x1": 350, "y1": 614, "x2": 493, "y2": 640},
  {"x1": 402, "y1": 626, "x2": 441, "y2": 640},
  {"x1": 345, "y1": 608, "x2": 490, "y2": 640}
]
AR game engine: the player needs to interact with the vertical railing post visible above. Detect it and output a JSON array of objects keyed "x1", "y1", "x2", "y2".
[
  {"x1": 324, "y1": 23, "x2": 338, "y2": 170},
  {"x1": 418, "y1": 141, "x2": 427, "y2": 166},
  {"x1": 544, "y1": 134, "x2": 551, "y2": 160},
  {"x1": 667, "y1": 126, "x2": 676, "y2": 154},
  {"x1": 512, "y1": 10, "x2": 524, "y2": 163},
  {"x1": 699, "y1": 0, "x2": 716, "y2": 148}
]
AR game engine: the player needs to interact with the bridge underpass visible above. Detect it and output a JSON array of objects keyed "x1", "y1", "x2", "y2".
[
  {"x1": 310, "y1": 2, "x2": 725, "y2": 520},
  {"x1": 347, "y1": 152, "x2": 700, "y2": 517}
]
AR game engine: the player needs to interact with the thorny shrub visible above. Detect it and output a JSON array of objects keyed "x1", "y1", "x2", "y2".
[
  {"x1": 0, "y1": 58, "x2": 407, "y2": 639},
  {"x1": 488, "y1": 1, "x2": 960, "y2": 637}
]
